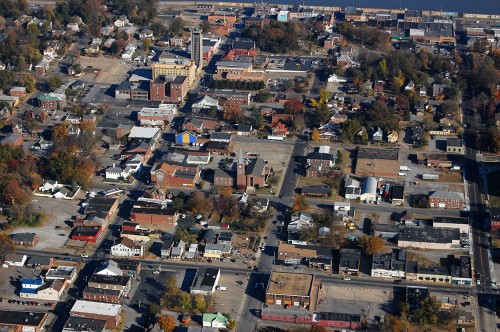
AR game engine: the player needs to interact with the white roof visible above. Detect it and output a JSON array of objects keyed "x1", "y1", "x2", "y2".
[
  {"x1": 318, "y1": 146, "x2": 330, "y2": 154},
  {"x1": 71, "y1": 300, "x2": 121, "y2": 316},
  {"x1": 139, "y1": 105, "x2": 177, "y2": 117},
  {"x1": 129, "y1": 126, "x2": 160, "y2": 139},
  {"x1": 410, "y1": 29, "x2": 425, "y2": 36}
]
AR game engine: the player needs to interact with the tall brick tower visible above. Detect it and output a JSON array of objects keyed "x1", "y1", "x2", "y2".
[{"x1": 236, "y1": 149, "x2": 246, "y2": 189}]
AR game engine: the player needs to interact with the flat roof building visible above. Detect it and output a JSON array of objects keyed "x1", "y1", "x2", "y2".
[
  {"x1": 0, "y1": 310, "x2": 48, "y2": 332},
  {"x1": 62, "y1": 316, "x2": 107, "y2": 332},
  {"x1": 70, "y1": 300, "x2": 122, "y2": 328},
  {"x1": 190, "y1": 268, "x2": 221, "y2": 295},
  {"x1": 265, "y1": 271, "x2": 314, "y2": 307},
  {"x1": 398, "y1": 226, "x2": 460, "y2": 249}
]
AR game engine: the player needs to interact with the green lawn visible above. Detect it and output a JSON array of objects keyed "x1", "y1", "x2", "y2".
[{"x1": 487, "y1": 171, "x2": 500, "y2": 207}]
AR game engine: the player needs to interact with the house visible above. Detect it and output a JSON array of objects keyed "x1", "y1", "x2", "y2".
[
  {"x1": 339, "y1": 249, "x2": 361, "y2": 274},
  {"x1": 171, "y1": 240, "x2": 185, "y2": 259},
  {"x1": 4, "y1": 254, "x2": 27, "y2": 266},
  {"x1": 387, "y1": 131, "x2": 399, "y2": 143},
  {"x1": 20, "y1": 279, "x2": 66, "y2": 301},
  {"x1": 161, "y1": 238, "x2": 174, "y2": 258},
  {"x1": 301, "y1": 185, "x2": 330, "y2": 197},
  {"x1": 204, "y1": 243, "x2": 231, "y2": 259},
  {"x1": 236, "y1": 157, "x2": 270, "y2": 189},
  {"x1": 390, "y1": 185, "x2": 405, "y2": 205},
  {"x1": 190, "y1": 268, "x2": 221, "y2": 295},
  {"x1": 0, "y1": 310, "x2": 48, "y2": 332},
  {"x1": 111, "y1": 237, "x2": 144, "y2": 257},
  {"x1": 372, "y1": 127, "x2": 383, "y2": 141},
  {"x1": 9, "y1": 87, "x2": 27, "y2": 97},
  {"x1": 70, "y1": 301, "x2": 122, "y2": 328},
  {"x1": 26, "y1": 256, "x2": 54, "y2": 269},
  {"x1": 277, "y1": 243, "x2": 322, "y2": 265},
  {"x1": 446, "y1": 138, "x2": 464, "y2": 154},
  {"x1": 62, "y1": 316, "x2": 107, "y2": 332},
  {"x1": 271, "y1": 122, "x2": 288, "y2": 137},
  {"x1": 95, "y1": 260, "x2": 123, "y2": 276},
  {"x1": 0, "y1": 133, "x2": 23, "y2": 147},
  {"x1": 344, "y1": 176, "x2": 362, "y2": 200},
  {"x1": 202, "y1": 313, "x2": 227, "y2": 328},
  {"x1": 306, "y1": 147, "x2": 335, "y2": 167},
  {"x1": 265, "y1": 272, "x2": 314, "y2": 307},
  {"x1": 429, "y1": 191, "x2": 465, "y2": 209},
  {"x1": 10, "y1": 233, "x2": 39, "y2": 246},
  {"x1": 192, "y1": 95, "x2": 219, "y2": 113}
]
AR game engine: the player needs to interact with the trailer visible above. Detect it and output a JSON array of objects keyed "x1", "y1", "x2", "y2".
[
  {"x1": 267, "y1": 135, "x2": 284, "y2": 141},
  {"x1": 422, "y1": 174, "x2": 439, "y2": 180},
  {"x1": 400, "y1": 166, "x2": 411, "y2": 171}
]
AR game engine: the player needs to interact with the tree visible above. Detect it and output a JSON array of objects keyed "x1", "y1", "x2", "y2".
[
  {"x1": 169, "y1": 17, "x2": 185, "y2": 35},
  {"x1": 157, "y1": 315, "x2": 175, "y2": 332},
  {"x1": 358, "y1": 234, "x2": 385, "y2": 255},
  {"x1": 199, "y1": 20, "x2": 210, "y2": 33},
  {"x1": 314, "y1": 103, "x2": 330, "y2": 125},
  {"x1": 0, "y1": 70, "x2": 14, "y2": 90},
  {"x1": 321, "y1": 225, "x2": 347, "y2": 249},
  {"x1": 218, "y1": 186, "x2": 233, "y2": 197},
  {"x1": 147, "y1": 303, "x2": 161, "y2": 316},
  {"x1": 383, "y1": 314, "x2": 411, "y2": 332},
  {"x1": 192, "y1": 293, "x2": 206, "y2": 311},
  {"x1": 336, "y1": 150, "x2": 344, "y2": 165},
  {"x1": 222, "y1": 101, "x2": 243, "y2": 122},
  {"x1": 48, "y1": 75, "x2": 63, "y2": 92},
  {"x1": 164, "y1": 275, "x2": 178, "y2": 296},
  {"x1": 0, "y1": 234, "x2": 15, "y2": 262},
  {"x1": 284, "y1": 97, "x2": 304, "y2": 115},
  {"x1": 187, "y1": 191, "x2": 213, "y2": 217},
  {"x1": 22, "y1": 73, "x2": 36, "y2": 93},
  {"x1": 292, "y1": 195, "x2": 309, "y2": 211},
  {"x1": 52, "y1": 125, "x2": 68, "y2": 140},
  {"x1": 311, "y1": 128, "x2": 320, "y2": 141}
]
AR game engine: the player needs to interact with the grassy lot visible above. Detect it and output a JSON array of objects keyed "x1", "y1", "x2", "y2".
[{"x1": 487, "y1": 171, "x2": 500, "y2": 207}]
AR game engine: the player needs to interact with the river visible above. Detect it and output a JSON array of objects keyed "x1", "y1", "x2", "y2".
[{"x1": 166, "y1": 0, "x2": 500, "y2": 15}]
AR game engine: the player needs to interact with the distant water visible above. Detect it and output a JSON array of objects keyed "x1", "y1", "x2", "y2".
[{"x1": 167, "y1": 0, "x2": 500, "y2": 15}]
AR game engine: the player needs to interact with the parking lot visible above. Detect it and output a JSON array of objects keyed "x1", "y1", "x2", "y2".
[
  {"x1": 77, "y1": 56, "x2": 135, "y2": 84},
  {"x1": 12, "y1": 197, "x2": 81, "y2": 250},
  {"x1": 232, "y1": 139, "x2": 293, "y2": 175},
  {"x1": 212, "y1": 272, "x2": 249, "y2": 314}
]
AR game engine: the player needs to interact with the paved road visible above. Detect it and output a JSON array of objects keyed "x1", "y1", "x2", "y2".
[
  {"x1": 279, "y1": 138, "x2": 309, "y2": 199},
  {"x1": 461, "y1": 92, "x2": 498, "y2": 332}
]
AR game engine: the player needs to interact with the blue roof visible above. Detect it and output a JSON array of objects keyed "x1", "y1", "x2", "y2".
[
  {"x1": 22, "y1": 278, "x2": 43, "y2": 286},
  {"x1": 20, "y1": 288, "x2": 38, "y2": 294}
]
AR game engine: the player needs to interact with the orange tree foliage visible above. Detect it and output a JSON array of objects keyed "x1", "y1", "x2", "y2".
[
  {"x1": 157, "y1": 315, "x2": 175, "y2": 332},
  {"x1": 0, "y1": 146, "x2": 41, "y2": 205},
  {"x1": 284, "y1": 97, "x2": 304, "y2": 115}
]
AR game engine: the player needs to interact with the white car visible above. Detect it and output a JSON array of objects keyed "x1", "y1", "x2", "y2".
[
  {"x1": 81, "y1": 253, "x2": 88, "y2": 258},
  {"x1": 195, "y1": 215, "x2": 203, "y2": 220},
  {"x1": 153, "y1": 270, "x2": 160, "y2": 275},
  {"x1": 343, "y1": 277, "x2": 351, "y2": 281}
]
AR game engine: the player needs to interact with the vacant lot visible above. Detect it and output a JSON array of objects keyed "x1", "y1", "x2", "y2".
[
  {"x1": 487, "y1": 171, "x2": 500, "y2": 207},
  {"x1": 78, "y1": 56, "x2": 134, "y2": 84}
]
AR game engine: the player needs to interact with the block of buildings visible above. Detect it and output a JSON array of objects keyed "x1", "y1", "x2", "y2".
[
  {"x1": 265, "y1": 271, "x2": 314, "y2": 307},
  {"x1": 339, "y1": 249, "x2": 361, "y2": 274},
  {"x1": 110, "y1": 237, "x2": 144, "y2": 257},
  {"x1": 69, "y1": 301, "x2": 122, "y2": 328},
  {"x1": 355, "y1": 148, "x2": 400, "y2": 179},
  {"x1": 62, "y1": 316, "x2": 107, "y2": 332},
  {"x1": 398, "y1": 226, "x2": 460, "y2": 249},
  {"x1": 429, "y1": 191, "x2": 465, "y2": 209},
  {"x1": 0, "y1": 310, "x2": 48, "y2": 332}
]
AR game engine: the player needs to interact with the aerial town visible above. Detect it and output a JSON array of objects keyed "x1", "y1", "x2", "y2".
[{"x1": 0, "y1": 0, "x2": 499, "y2": 331}]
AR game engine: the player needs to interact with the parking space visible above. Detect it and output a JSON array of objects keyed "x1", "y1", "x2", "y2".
[
  {"x1": 77, "y1": 56, "x2": 135, "y2": 84},
  {"x1": 212, "y1": 272, "x2": 248, "y2": 313},
  {"x1": 12, "y1": 197, "x2": 80, "y2": 250},
  {"x1": 232, "y1": 140, "x2": 293, "y2": 174}
]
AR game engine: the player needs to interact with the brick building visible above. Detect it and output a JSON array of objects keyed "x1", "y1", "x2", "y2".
[
  {"x1": 69, "y1": 300, "x2": 122, "y2": 328},
  {"x1": 38, "y1": 93, "x2": 66, "y2": 110},
  {"x1": 429, "y1": 191, "x2": 465, "y2": 209},
  {"x1": 214, "y1": 169, "x2": 234, "y2": 187},
  {"x1": 130, "y1": 205, "x2": 179, "y2": 227},
  {"x1": 265, "y1": 272, "x2": 314, "y2": 307},
  {"x1": 236, "y1": 157, "x2": 270, "y2": 189},
  {"x1": 199, "y1": 89, "x2": 251, "y2": 105},
  {"x1": 150, "y1": 162, "x2": 201, "y2": 189},
  {"x1": 82, "y1": 287, "x2": 122, "y2": 304},
  {"x1": 149, "y1": 75, "x2": 188, "y2": 103}
]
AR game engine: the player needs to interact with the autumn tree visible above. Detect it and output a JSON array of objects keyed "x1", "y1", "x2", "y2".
[
  {"x1": 292, "y1": 195, "x2": 309, "y2": 211},
  {"x1": 157, "y1": 315, "x2": 175, "y2": 332},
  {"x1": 169, "y1": 17, "x2": 185, "y2": 35},
  {"x1": 284, "y1": 97, "x2": 304, "y2": 115},
  {"x1": 187, "y1": 191, "x2": 213, "y2": 217},
  {"x1": 320, "y1": 225, "x2": 347, "y2": 249},
  {"x1": 358, "y1": 234, "x2": 385, "y2": 255},
  {"x1": 192, "y1": 293, "x2": 206, "y2": 311},
  {"x1": 52, "y1": 125, "x2": 68, "y2": 140},
  {"x1": 222, "y1": 101, "x2": 243, "y2": 122},
  {"x1": 311, "y1": 128, "x2": 320, "y2": 141},
  {"x1": 0, "y1": 234, "x2": 15, "y2": 262},
  {"x1": 218, "y1": 186, "x2": 233, "y2": 197},
  {"x1": 314, "y1": 103, "x2": 330, "y2": 125}
]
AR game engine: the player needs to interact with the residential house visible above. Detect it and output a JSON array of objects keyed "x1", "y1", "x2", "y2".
[
  {"x1": 202, "y1": 313, "x2": 227, "y2": 329},
  {"x1": 111, "y1": 237, "x2": 144, "y2": 257},
  {"x1": 387, "y1": 131, "x2": 399, "y2": 143},
  {"x1": 171, "y1": 240, "x2": 185, "y2": 259},
  {"x1": 20, "y1": 279, "x2": 66, "y2": 301},
  {"x1": 161, "y1": 238, "x2": 174, "y2": 258},
  {"x1": 204, "y1": 243, "x2": 231, "y2": 259},
  {"x1": 0, "y1": 133, "x2": 23, "y2": 147},
  {"x1": 372, "y1": 127, "x2": 383, "y2": 141},
  {"x1": 344, "y1": 176, "x2": 362, "y2": 200}
]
